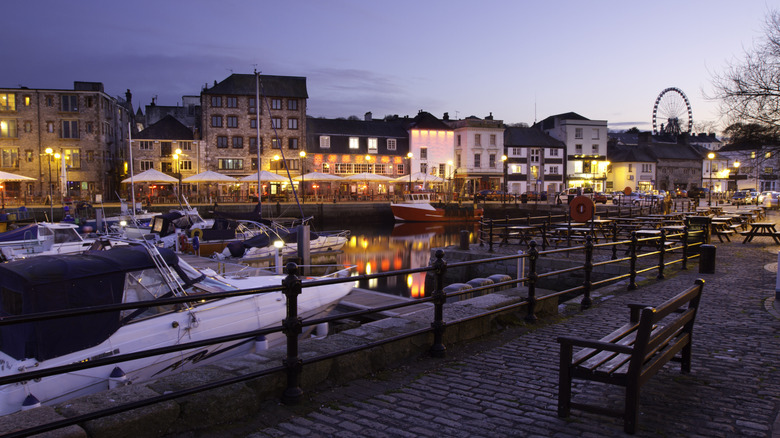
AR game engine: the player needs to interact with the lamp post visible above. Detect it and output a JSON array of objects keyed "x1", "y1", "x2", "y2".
[
  {"x1": 447, "y1": 160, "x2": 453, "y2": 202},
  {"x1": 173, "y1": 148, "x2": 182, "y2": 196},
  {"x1": 406, "y1": 152, "x2": 413, "y2": 193},
  {"x1": 733, "y1": 161, "x2": 740, "y2": 195},
  {"x1": 44, "y1": 148, "x2": 54, "y2": 221},
  {"x1": 501, "y1": 154, "x2": 508, "y2": 204},
  {"x1": 707, "y1": 152, "x2": 715, "y2": 206},
  {"x1": 299, "y1": 151, "x2": 306, "y2": 203}
]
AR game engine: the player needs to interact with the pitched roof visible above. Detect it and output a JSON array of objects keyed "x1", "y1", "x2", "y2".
[
  {"x1": 306, "y1": 117, "x2": 409, "y2": 137},
  {"x1": 409, "y1": 111, "x2": 452, "y2": 131},
  {"x1": 204, "y1": 74, "x2": 308, "y2": 98},
  {"x1": 504, "y1": 127, "x2": 565, "y2": 148},
  {"x1": 533, "y1": 112, "x2": 589, "y2": 130},
  {"x1": 136, "y1": 115, "x2": 194, "y2": 140},
  {"x1": 608, "y1": 144, "x2": 657, "y2": 163}
]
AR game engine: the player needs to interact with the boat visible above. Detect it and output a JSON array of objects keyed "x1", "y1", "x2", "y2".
[
  {"x1": 0, "y1": 222, "x2": 95, "y2": 262},
  {"x1": 390, "y1": 193, "x2": 483, "y2": 222},
  {"x1": 214, "y1": 219, "x2": 350, "y2": 260},
  {"x1": 0, "y1": 240, "x2": 355, "y2": 416}
]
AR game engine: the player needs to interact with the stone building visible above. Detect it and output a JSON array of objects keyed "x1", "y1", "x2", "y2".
[
  {"x1": 0, "y1": 82, "x2": 131, "y2": 204},
  {"x1": 200, "y1": 74, "x2": 307, "y2": 198}
]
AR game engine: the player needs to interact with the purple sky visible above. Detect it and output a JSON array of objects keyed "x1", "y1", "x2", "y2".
[{"x1": 1, "y1": 1, "x2": 773, "y2": 133}]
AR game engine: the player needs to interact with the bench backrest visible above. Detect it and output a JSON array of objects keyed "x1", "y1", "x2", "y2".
[{"x1": 629, "y1": 279, "x2": 705, "y2": 376}]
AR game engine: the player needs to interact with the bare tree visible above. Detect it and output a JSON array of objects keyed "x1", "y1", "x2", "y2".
[{"x1": 711, "y1": 10, "x2": 780, "y2": 133}]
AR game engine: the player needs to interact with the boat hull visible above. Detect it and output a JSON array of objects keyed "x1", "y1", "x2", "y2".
[{"x1": 390, "y1": 204, "x2": 482, "y2": 222}]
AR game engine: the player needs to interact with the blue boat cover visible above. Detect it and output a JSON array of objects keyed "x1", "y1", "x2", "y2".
[{"x1": 0, "y1": 223, "x2": 38, "y2": 243}]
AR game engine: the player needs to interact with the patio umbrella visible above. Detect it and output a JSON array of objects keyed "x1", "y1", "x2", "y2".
[
  {"x1": 182, "y1": 170, "x2": 238, "y2": 183},
  {"x1": 291, "y1": 172, "x2": 345, "y2": 182},
  {"x1": 0, "y1": 171, "x2": 35, "y2": 209},
  {"x1": 344, "y1": 172, "x2": 395, "y2": 182},
  {"x1": 391, "y1": 172, "x2": 445, "y2": 184},
  {"x1": 239, "y1": 170, "x2": 288, "y2": 182},
  {"x1": 121, "y1": 168, "x2": 178, "y2": 184}
]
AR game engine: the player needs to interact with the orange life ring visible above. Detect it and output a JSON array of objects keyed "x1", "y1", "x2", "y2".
[{"x1": 569, "y1": 195, "x2": 595, "y2": 222}]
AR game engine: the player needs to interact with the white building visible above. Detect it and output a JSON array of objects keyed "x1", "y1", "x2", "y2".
[{"x1": 445, "y1": 113, "x2": 505, "y2": 195}]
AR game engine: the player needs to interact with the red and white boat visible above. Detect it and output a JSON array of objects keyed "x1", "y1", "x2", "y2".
[{"x1": 390, "y1": 193, "x2": 483, "y2": 222}]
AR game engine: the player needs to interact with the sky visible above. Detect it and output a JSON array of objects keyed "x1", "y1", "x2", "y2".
[{"x1": 1, "y1": 1, "x2": 775, "y2": 134}]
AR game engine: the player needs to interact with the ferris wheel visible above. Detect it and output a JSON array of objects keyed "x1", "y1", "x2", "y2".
[{"x1": 652, "y1": 87, "x2": 693, "y2": 135}]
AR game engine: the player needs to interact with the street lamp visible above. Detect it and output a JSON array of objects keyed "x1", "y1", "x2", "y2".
[
  {"x1": 406, "y1": 152, "x2": 413, "y2": 193},
  {"x1": 733, "y1": 161, "x2": 740, "y2": 194},
  {"x1": 299, "y1": 151, "x2": 306, "y2": 203},
  {"x1": 707, "y1": 152, "x2": 715, "y2": 206},
  {"x1": 501, "y1": 154, "x2": 508, "y2": 204},
  {"x1": 447, "y1": 160, "x2": 453, "y2": 202},
  {"x1": 173, "y1": 148, "x2": 182, "y2": 196},
  {"x1": 44, "y1": 148, "x2": 54, "y2": 221}
]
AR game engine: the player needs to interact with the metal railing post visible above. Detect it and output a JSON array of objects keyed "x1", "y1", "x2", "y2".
[
  {"x1": 479, "y1": 220, "x2": 484, "y2": 247},
  {"x1": 582, "y1": 235, "x2": 593, "y2": 309},
  {"x1": 611, "y1": 221, "x2": 618, "y2": 260},
  {"x1": 682, "y1": 227, "x2": 689, "y2": 270},
  {"x1": 525, "y1": 240, "x2": 538, "y2": 322},
  {"x1": 430, "y1": 249, "x2": 447, "y2": 357},
  {"x1": 488, "y1": 219, "x2": 494, "y2": 253},
  {"x1": 540, "y1": 222, "x2": 547, "y2": 251},
  {"x1": 281, "y1": 262, "x2": 303, "y2": 405},
  {"x1": 629, "y1": 232, "x2": 638, "y2": 290},
  {"x1": 657, "y1": 229, "x2": 666, "y2": 279}
]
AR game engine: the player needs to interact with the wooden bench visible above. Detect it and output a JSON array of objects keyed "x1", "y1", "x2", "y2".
[{"x1": 557, "y1": 279, "x2": 705, "y2": 434}]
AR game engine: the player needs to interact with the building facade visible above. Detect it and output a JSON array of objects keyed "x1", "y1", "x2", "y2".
[
  {"x1": 446, "y1": 113, "x2": 504, "y2": 195},
  {"x1": 0, "y1": 82, "x2": 130, "y2": 204},
  {"x1": 503, "y1": 126, "x2": 566, "y2": 196}
]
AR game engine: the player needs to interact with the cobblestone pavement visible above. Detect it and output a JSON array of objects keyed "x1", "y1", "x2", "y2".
[{"x1": 176, "y1": 211, "x2": 780, "y2": 438}]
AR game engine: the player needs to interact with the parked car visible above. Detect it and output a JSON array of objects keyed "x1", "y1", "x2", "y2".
[
  {"x1": 675, "y1": 188, "x2": 688, "y2": 198},
  {"x1": 757, "y1": 191, "x2": 774, "y2": 204},
  {"x1": 687, "y1": 187, "x2": 708, "y2": 198},
  {"x1": 524, "y1": 191, "x2": 547, "y2": 201},
  {"x1": 592, "y1": 192, "x2": 608, "y2": 204},
  {"x1": 731, "y1": 192, "x2": 747, "y2": 205},
  {"x1": 744, "y1": 191, "x2": 757, "y2": 204},
  {"x1": 763, "y1": 192, "x2": 780, "y2": 209},
  {"x1": 612, "y1": 192, "x2": 643, "y2": 205},
  {"x1": 475, "y1": 190, "x2": 514, "y2": 201}
]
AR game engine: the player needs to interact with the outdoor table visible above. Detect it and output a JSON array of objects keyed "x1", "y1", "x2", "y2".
[
  {"x1": 742, "y1": 222, "x2": 780, "y2": 244},
  {"x1": 505, "y1": 225, "x2": 546, "y2": 247}
]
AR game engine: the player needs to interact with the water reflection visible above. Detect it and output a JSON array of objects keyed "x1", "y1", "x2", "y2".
[{"x1": 337, "y1": 222, "x2": 479, "y2": 298}]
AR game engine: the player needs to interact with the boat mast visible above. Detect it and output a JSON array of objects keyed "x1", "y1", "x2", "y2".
[
  {"x1": 128, "y1": 122, "x2": 136, "y2": 214},
  {"x1": 255, "y1": 69, "x2": 262, "y2": 216}
]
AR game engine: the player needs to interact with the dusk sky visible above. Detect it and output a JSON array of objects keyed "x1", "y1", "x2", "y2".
[{"x1": 1, "y1": 1, "x2": 774, "y2": 133}]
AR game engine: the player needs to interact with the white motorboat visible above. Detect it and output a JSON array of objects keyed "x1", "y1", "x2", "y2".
[
  {"x1": 0, "y1": 222, "x2": 94, "y2": 261},
  {"x1": 214, "y1": 220, "x2": 350, "y2": 260},
  {"x1": 0, "y1": 240, "x2": 355, "y2": 416}
]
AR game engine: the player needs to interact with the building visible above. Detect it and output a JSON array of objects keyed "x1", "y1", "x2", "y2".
[
  {"x1": 200, "y1": 73, "x2": 307, "y2": 198},
  {"x1": 130, "y1": 115, "x2": 199, "y2": 201},
  {"x1": 144, "y1": 95, "x2": 201, "y2": 134},
  {"x1": 533, "y1": 112, "x2": 609, "y2": 192},
  {"x1": 636, "y1": 133, "x2": 703, "y2": 193},
  {"x1": 408, "y1": 111, "x2": 455, "y2": 187},
  {"x1": 0, "y1": 81, "x2": 131, "y2": 204},
  {"x1": 606, "y1": 144, "x2": 657, "y2": 193},
  {"x1": 718, "y1": 142, "x2": 779, "y2": 192},
  {"x1": 503, "y1": 126, "x2": 566, "y2": 196},
  {"x1": 445, "y1": 113, "x2": 504, "y2": 195}
]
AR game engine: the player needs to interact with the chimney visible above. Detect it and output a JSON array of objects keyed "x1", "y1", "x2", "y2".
[
  {"x1": 443, "y1": 112, "x2": 449, "y2": 120},
  {"x1": 486, "y1": 112, "x2": 493, "y2": 120},
  {"x1": 125, "y1": 89, "x2": 132, "y2": 104},
  {"x1": 364, "y1": 111, "x2": 372, "y2": 121}
]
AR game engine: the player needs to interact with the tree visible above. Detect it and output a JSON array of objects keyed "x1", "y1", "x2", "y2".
[
  {"x1": 711, "y1": 10, "x2": 780, "y2": 134},
  {"x1": 625, "y1": 127, "x2": 640, "y2": 134}
]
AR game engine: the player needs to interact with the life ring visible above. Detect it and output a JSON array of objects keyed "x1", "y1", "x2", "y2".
[
  {"x1": 178, "y1": 233, "x2": 191, "y2": 253},
  {"x1": 190, "y1": 228, "x2": 203, "y2": 239},
  {"x1": 569, "y1": 195, "x2": 595, "y2": 222}
]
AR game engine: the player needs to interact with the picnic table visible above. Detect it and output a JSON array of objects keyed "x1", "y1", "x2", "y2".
[{"x1": 741, "y1": 222, "x2": 780, "y2": 244}]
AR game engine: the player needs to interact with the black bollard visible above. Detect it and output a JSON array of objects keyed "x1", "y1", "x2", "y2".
[{"x1": 699, "y1": 244, "x2": 716, "y2": 274}]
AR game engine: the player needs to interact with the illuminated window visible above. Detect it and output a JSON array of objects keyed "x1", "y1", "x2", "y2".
[
  {"x1": 1, "y1": 148, "x2": 18, "y2": 168},
  {"x1": 320, "y1": 136, "x2": 330, "y2": 149},
  {"x1": 61, "y1": 95, "x2": 78, "y2": 112},
  {"x1": 24, "y1": 96, "x2": 30, "y2": 106},
  {"x1": 0, "y1": 94, "x2": 15, "y2": 111},
  {"x1": 61, "y1": 148, "x2": 81, "y2": 169},
  {"x1": 61, "y1": 120, "x2": 79, "y2": 139},
  {"x1": 0, "y1": 120, "x2": 17, "y2": 138},
  {"x1": 180, "y1": 160, "x2": 192, "y2": 170},
  {"x1": 368, "y1": 138, "x2": 377, "y2": 153},
  {"x1": 287, "y1": 118, "x2": 298, "y2": 130},
  {"x1": 349, "y1": 137, "x2": 359, "y2": 149},
  {"x1": 218, "y1": 158, "x2": 243, "y2": 170},
  {"x1": 387, "y1": 139, "x2": 396, "y2": 151},
  {"x1": 227, "y1": 116, "x2": 238, "y2": 128},
  {"x1": 272, "y1": 138, "x2": 280, "y2": 149}
]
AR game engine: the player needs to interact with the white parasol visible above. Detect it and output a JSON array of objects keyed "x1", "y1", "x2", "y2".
[
  {"x1": 181, "y1": 170, "x2": 238, "y2": 183},
  {"x1": 121, "y1": 168, "x2": 178, "y2": 183}
]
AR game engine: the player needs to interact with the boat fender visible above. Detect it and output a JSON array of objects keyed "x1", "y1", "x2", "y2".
[
  {"x1": 21, "y1": 394, "x2": 41, "y2": 411},
  {"x1": 190, "y1": 228, "x2": 203, "y2": 239},
  {"x1": 254, "y1": 335, "x2": 268, "y2": 352},
  {"x1": 109, "y1": 366, "x2": 129, "y2": 389}
]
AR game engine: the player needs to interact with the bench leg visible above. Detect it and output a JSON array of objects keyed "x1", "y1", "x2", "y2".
[
  {"x1": 558, "y1": 345, "x2": 573, "y2": 417},
  {"x1": 624, "y1": 384, "x2": 640, "y2": 434},
  {"x1": 681, "y1": 343, "x2": 692, "y2": 373}
]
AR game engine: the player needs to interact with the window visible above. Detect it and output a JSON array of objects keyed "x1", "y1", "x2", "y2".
[
  {"x1": 549, "y1": 148, "x2": 559, "y2": 157},
  {"x1": 575, "y1": 144, "x2": 583, "y2": 154},
  {"x1": 0, "y1": 94, "x2": 15, "y2": 111},
  {"x1": 25, "y1": 150, "x2": 32, "y2": 162},
  {"x1": 474, "y1": 153, "x2": 481, "y2": 168},
  {"x1": 250, "y1": 118, "x2": 258, "y2": 129},
  {"x1": 530, "y1": 149, "x2": 540, "y2": 163},
  {"x1": 287, "y1": 118, "x2": 298, "y2": 130},
  {"x1": 61, "y1": 95, "x2": 78, "y2": 112},
  {"x1": 575, "y1": 128, "x2": 583, "y2": 139},
  {"x1": 251, "y1": 158, "x2": 259, "y2": 170},
  {"x1": 387, "y1": 138, "x2": 396, "y2": 151},
  {"x1": 0, "y1": 120, "x2": 17, "y2": 138},
  {"x1": 227, "y1": 116, "x2": 238, "y2": 128},
  {"x1": 217, "y1": 136, "x2": 228, "y2": 148},
  {"x1": 160, "y1": 141, "x2": 172, "y2": 157},
  {"x1": 23, "y1": 121, "x2": 31, "y2": 133},
  {"x1": 368, "y1": 138, "x2": 378, "y2": 153},
  {"x1": 530, "y1": 165, "x2": 538, "y2": 179},
  {"x1": 641, "y1": 163, "x2": 653, "y2": 172},
  {"x1": 271, "y1": 99, "x2": 282, "y2": 110},
  {"x1": 232, "y1": 137, "x2": 243, "y2": 148},
  {"x1": 139, "y1": 141, "x2": 153, "y2": 150},
  {"x1": 320, "y1": 136, "x2": 331, "y2": 149},
  {"x1": 628, "y1": 163, "x2": 633, "y2": 172},
  {"x1": 24, "y1": 96, "x2": 30, "y2": 106},
  {"x1": 420, "y1": 147, "x2": 427, "y2": 159},
  {"x1": 289, "y1": 138, "x2": 298, "y2": 149},
  {"x1": 211, "y1": 96, "x2": 222, "y2": 107},
  {"x1": 180, "y1": 160, "x2": 192, "y2": 171},
  {"x1": 474, "y1": 134, "x2": 481, "y2": 146},
  {"x1": 456, "y1": 153, "x2": 461, "y2": 168},
  {"x1": 211, "y1": 116, "x2": 223, "y2": 127},
  {"x1": 179, "y1": 141, "x2": 192, "y2": 151},
  {"x1": 287, "y1": 99, "x2": 298, "y2": 110},
  {"x1": 1, "y1": 148, "x2": 18, "y2": 168},
  {"x1": 457, "y1": 134, "x2": 461, "y2": 147},
  {"x1": 46, "y1": 121, "x2": 54, "y2": 133},
  {"x1": 592, "y1": 144, "x2": 599, "y2": 154},
  {"x1": 86, "y1": 122, "x2": 93, "y2": 134},
  {"x1": 139, "y1": 160, "x2": 154, "y2": 171},
  {"x1": 226, "y1": 97, "x2": 237, "y2": 108},
  {"x1": 218, "y1": 158, "x2": 243, "y2": 170},
  {"x1": 248, "y1": 97, "x2": 259, "y2": 113},
  {"x1": 592, "y1": 128, "x2": 600, "y2": 140},
  {"x1": 61, "y1": 120, "x2": 79, "y2": 138},
  {"x1": 87, "y1": 150, "x2": 94, "y2": 162},
  {"x1": 490, "y1": 134, "x2": 496, "y2": 146},
  {"x1": 549, "y1": 165, "x2": 559, "y2": 174},
  {"x1": 45, "y1": 96, "x2": 53, "y2": 107},
  {"x1": 349, "y1": 137, "x2": 359, "y2": 149},
  {"x1": 249, "y1": 137, "x2": 260, "y2": 153},
  {"x1": 62, "y1": 148, "x2": 80, "y2": 169},
  {"x1": 420, "y1": 163, "x2": 428, "y2": 174},
  {"x1": 87, "y1": 97, "x2": 94, "y2": 108},
  {"x1": 271, "y1": 138, "x2": 280, "y2": 149},
  {"x1": 489, "y1": 154, "x2": 496, "y2": 168},
  {"x1": 161, "y1": 162, "x2": 173, "y2": 173},
  {"x1": 271, "y1": 117, "x2": 282, "y2": 129}
]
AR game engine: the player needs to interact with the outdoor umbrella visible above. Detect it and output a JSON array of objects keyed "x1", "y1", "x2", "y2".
[
  {"x1": 121, "y1": 168, "x2": 178, "y2": 184},
  {"x1": 182, "y1": 171, "x2": 239, "y2": 203},
  {"x1": 292, "y1": 172, "x2": 344, "y2": 200},
  {"x1": 344, "y1": 172, "x2": 395, "y2": 182},
  {"x1": 239, "y1": 170, "x2": 289, "y2": 183},
  {"x1": 0, "y1": 171, "x2": 35, "y2": 209},
  {"x1": 391, "y1": 172, "x2": 445, "y2": 184}
]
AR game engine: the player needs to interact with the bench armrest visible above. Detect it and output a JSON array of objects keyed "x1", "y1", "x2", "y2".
[{"x1": 557, "y1": 336, "x2": 634, "y2": 354}]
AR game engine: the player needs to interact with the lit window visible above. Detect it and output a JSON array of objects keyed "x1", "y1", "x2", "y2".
[
  {"x1": 349, "y1": 137, "x2": 359, "y2": 149},
  {"x1": 1, "y1": 148, "x2": 18, "y2": 168},
  {"x1": 62, "y1": 148, "x2": 81, "y2": 169},
  {"x1": 0, "y1": 120, "x2": 17, "y2": 138},
  {"x1": 320, "y1": 136, "x2": 330, "y2": 149},
  {"x1": 368, "y1": 138, "x2": 378, "y2": 153},
  {"x1": 218, "y1": 158, "x2": 243, "y2": 170},
  {"x1": 0, "y1": 94, "x2": 15, "y2": 111}
]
